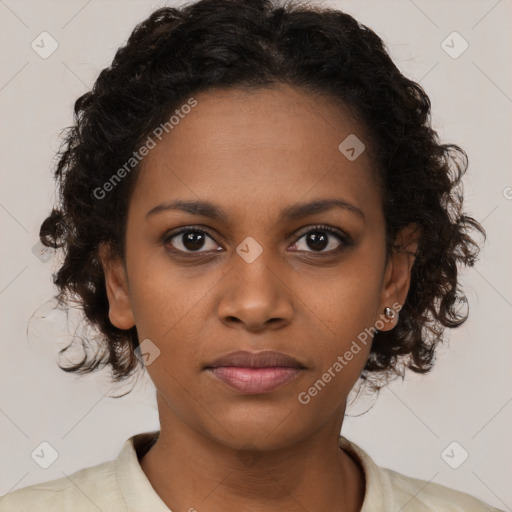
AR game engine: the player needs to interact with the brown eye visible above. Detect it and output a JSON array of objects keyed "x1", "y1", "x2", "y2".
[
  {"x1": 290, "y1": 225, "x2": 352, "y2": 254},
  {"x1": 164, "y1": 228, "x2": 221, "y2": 254}
]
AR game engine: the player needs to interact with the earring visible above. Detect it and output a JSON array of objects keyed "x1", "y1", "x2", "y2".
[{"x1": 384, "y1": 306, "x2": 396, "y2": 319}]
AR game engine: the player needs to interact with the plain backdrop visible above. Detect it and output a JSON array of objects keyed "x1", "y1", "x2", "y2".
[{"x1": 0, "y1": 0, "x2": 511, "y2": 509}]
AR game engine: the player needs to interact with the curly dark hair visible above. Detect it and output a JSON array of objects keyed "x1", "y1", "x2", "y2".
[{"x1": 39, "y1": 0, "x2": 485, "y2": 393}]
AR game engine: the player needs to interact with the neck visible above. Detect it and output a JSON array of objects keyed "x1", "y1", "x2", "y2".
[{"x1": 139, "y1": 393, "x2": 365, "y2": 512}]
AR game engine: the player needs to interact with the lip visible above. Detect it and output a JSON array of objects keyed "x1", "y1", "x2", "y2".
[
  {"x1": 206, "y1": 350, "x2": 304, "y2": 369},
  {"x1": 205, "y1": 350, "x2": 305, "y2": 394}
]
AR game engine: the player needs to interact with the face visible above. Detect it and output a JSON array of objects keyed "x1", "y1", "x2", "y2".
[{"x1": 100, "y1": 83, "x2": 416, "y2": 451}]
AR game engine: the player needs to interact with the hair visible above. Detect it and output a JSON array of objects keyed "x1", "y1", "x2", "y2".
[{"x1": 38, "y1": 0, "x2": 485, "y2": 394}]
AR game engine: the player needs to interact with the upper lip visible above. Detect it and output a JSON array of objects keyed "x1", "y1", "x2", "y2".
[{"x1": 205, "y1": 350, "x2": 305, "y2": 369}]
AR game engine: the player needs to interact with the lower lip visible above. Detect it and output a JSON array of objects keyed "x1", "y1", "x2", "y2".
[{"x1": 207, "y1": 366, "x2": 302, "y2": 394}]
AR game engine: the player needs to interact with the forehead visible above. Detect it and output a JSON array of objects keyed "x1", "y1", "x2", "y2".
[{"x1": 130, "y1": 83, "x2": 379, "y2": 223}]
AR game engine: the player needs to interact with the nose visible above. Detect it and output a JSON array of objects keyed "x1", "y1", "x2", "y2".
[{"x1": 217, "y1": 252, "x2": 295, "y2": 333}]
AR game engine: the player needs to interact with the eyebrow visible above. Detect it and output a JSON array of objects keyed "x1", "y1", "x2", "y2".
[{"x1": 145, "y1": 198, "x2": 365, "y2": 222}]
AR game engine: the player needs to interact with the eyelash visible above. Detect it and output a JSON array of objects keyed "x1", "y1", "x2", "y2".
[{"x1": 162, "y1": 224, "x2": 353, "y2": 257}]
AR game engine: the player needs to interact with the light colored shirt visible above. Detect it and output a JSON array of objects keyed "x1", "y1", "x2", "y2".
[{"x1": 0, "y1": 431, "x2": 502, "y2": 511}]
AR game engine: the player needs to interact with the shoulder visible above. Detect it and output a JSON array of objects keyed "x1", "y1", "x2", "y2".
[
  {"x1": 0, "y1": 459, "x2": 123, "y2": 512},
  {"x1": 339, "y1": 436, "x2": 503, "y2": 512},
  {"x1": 380, "y1": 466, "x2": 501, "y2": 511}
]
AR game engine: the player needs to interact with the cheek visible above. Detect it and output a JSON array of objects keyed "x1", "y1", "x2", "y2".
[
  {"x1": 301, "y1": 256, "x2": 384, "y2": 381},
  {"x1": 126, "y1": 260, "x2": 220, "y2": 389},
  {"x1": 304, "y1": 260, "x2": 384, "y2": 341},
  {"x1": 125, "y1": 247, "x2": 206, "y2": 338},
  {"x1": 129, "y1": 281, "x2": 208, "y2": 365},
  {"x1": 293, "y1": 306, "x2": 374, "y2": 423}
]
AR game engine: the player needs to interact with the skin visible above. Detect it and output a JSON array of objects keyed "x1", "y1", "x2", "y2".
[{"x1": 99, "y1": 83, "x2": 419, "y2": 512}]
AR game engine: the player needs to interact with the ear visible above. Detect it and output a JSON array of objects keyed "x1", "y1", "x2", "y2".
[
  {"x1": 97, "y1": 242, "x2": 135, "y2": 330},
  {"x1": 378, "y1": 223, "x2": 421, "y2": 331}
]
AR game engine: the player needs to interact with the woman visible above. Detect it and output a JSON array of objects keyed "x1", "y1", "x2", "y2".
[{"x1": 0, "y1": 0, "x2": 501, "y2": 510}]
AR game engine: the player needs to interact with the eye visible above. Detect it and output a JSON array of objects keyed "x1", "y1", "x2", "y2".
[
  {"x1": 163, "y1": 224, "x2": 352, "y2": 257},
  {"x1": 163, "y1": 227, "x2": 222, "y2": 255},
  {"x1": 290, "y1": 224, "x2": 352, "y2": 254}
]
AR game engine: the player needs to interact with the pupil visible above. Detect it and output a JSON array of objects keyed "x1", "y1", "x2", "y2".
[
  {"x1": 183, "y1": 231, "x2": 205, "y2": 251},
  {"x1": 307, "y1": 231, "x2": 328, "y2": 251}
]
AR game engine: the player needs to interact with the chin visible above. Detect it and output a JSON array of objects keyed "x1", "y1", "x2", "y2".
[{"x1": 200, "y1": 406, "x2": 312, "y2": 452}]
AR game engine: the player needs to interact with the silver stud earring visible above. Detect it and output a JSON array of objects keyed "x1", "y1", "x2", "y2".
[{"x1": 384, "y1": 306, "x2": 396, "y2": 319}]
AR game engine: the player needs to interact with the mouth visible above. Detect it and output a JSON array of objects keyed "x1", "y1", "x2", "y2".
[{"x1": 204, "y1": 350, "x2": 306, "y2": 394}]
